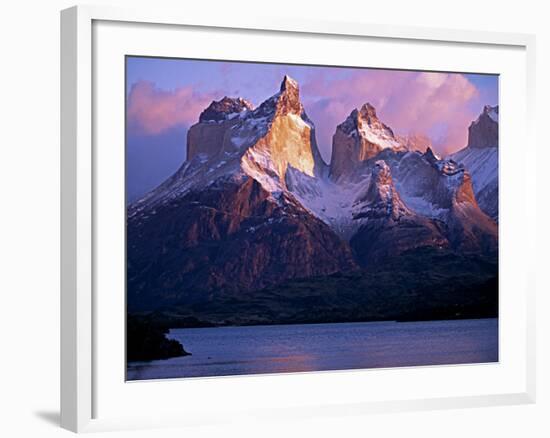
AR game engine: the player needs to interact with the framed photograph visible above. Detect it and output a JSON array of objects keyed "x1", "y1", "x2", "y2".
[{"x1": 61, "y1": 5, "x2": 536, "y2": 433}]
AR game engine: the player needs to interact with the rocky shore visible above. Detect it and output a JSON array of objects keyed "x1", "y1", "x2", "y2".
[{"x1": 127, "y1": 315, "x2": 191, "y2": 362}]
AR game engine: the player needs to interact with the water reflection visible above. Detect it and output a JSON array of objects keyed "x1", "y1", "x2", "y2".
[{"x1": 127, "y1": 319, "x2": 498, "y2": 380}]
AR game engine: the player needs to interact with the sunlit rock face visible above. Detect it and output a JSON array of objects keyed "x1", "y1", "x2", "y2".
[
  {"x1": 329, "y1": 103, "x2": 405, "y2": 180},
  {"x1": 242, "y1": 75, "x2": 325, "y2": 186},
  {"x1": 444, "y1": 169, "x2": 498, "y2": 253},
  {"x1": 186, "y1": 76, "x2": 326, "y2": 193},
  {"x1": 127, "y1": 76, "x2": 356, "y2": 311}
]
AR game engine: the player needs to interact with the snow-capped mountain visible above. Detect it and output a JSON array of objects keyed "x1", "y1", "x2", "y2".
[
  {"x1": 129, "y1": 75, "x2": 326, "y2": 217},
  {"x1": 127, "y1": 76, "x2": 498, "y2": 312},
  {"x1": 450, "y1": 105, "x2": 499, "y2": 220},
  {"x1": 349, "y1": 160, "x2": 449, "y2": 264},
  {"x1": 127, "y1": 76, "x2": 355, "y2": 311},
  {"x1": 329, "y1": 103, "x2": 406, "y2": 181},
  {"x1": 285, "y1": 101, "x2": 497, "y2": 252}
]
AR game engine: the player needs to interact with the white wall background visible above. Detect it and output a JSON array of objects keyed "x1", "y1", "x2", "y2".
[{"x1": 0, "y1": 1, "x2": 547, "y2": 436}]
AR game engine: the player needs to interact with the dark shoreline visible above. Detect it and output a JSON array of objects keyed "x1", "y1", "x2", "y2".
[
  {"x1": 127, "y1": 315, "x2": 191, "y2": 362},
  {"x1": 126, "y1": 318, "x2": 499, "y2": 379},
  {"x1": 129, "y1": 311, "x2": 498, "y2": 331},
  {"x1": 127, "y1": 315, "x2": 498, "y2": 363}
]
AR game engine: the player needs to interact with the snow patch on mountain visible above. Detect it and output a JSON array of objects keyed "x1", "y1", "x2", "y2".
[
  {"x1": 487, "y1": 107, "x2": 498, "y2": 123},
  {"x1": 451, "y1": 147, "x2": 497, "y2": 193},
  {"x1": 450, "y1": 146, "x2": 498, "y2": 220},
  {"x1": 286, "y1": 166, "x2": 371, "y2": 238},
  {"x1": 352, "y1": 123, "x2": 402, "y2": 150},
  {"x1": 129, "y1": 77, "x2": 498, "y2": 252}
]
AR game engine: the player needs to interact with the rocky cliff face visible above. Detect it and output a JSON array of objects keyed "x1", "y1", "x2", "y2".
[
  {"x1": 128, "y1": 76, "x2": 354, "y2": 311},
  {"x1": 350, "y1": 161, "x2": 448, "y2": 265},
  {"x1": 241, "y1": 75, "x2": 327, "y2": 185},
  {"x1": 385, "y1": 148, "x2": 498, "y2": 253},
  {"x1": 128, "y1": 177, "x2": 357, "y2": 311},
  {"x1": 186, "y1": 97, "x2": 253, "y2": 160},
  {"x1": 329, "y1": 103, "x2": 405, "y2": 180},
  {"x1": 127, "y1": 77, "x2": 498, "y2": 313},
  {"x1": 450, "y1": 105, "x2": 499, "y2": 220},
  {"x1": 467, "y1": 105, "x2": 499, "y2": 149},
  {"x1": 199, "y1": 96, "x2": 253, "y2": 123},
  {"x1": 444, "y1": 169, "x2": 498, "y2": 253}
]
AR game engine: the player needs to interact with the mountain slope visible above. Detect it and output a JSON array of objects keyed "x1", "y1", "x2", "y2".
[
  {"x1": 349, "y1": 160, "x2": 448, "y2": 265},
  {"x1": 128, "y1": 76, "x2": 356, "y2": 312},
  {"x1": 127, "y1": 77, "x2": 498, "y2": 318},
  {"x1": 128, "y1": 177, "x2": 357, "y2": 311}
]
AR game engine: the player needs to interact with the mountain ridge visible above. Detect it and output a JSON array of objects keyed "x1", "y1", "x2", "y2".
[{"x1": 128, "y1": 76, "x2": 498, "y2": 314}]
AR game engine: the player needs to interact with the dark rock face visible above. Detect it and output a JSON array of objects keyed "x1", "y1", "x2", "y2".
[
  {"x1": 187, "y1": 97, "x2": 253, "y2": 160},
  {"x1": 389, "y1": 150, "x2": 497, "y2": 254},
  {"x1": 350, "y1": 161, "x2": 448, "y2": 265},
  {"x1": 476, "y1": 179, "x2": 499, "y2": 220},
  {"x1": 127, "y1": 177, "x2": 357, "y2": 311},
  {"x1": 423, "y1": 146, "x2": 438, "y2": 164},
  {"x1": 199, "y1": 96, "x2": 253, "y2": 123},
  {"x1": 467, "y1": 105, "x2": 498, "y2": 149},
  {"x1": 450, "y1": 106, "x2": 499, "y2": 221},
  {"x1": 186, "y1": 121, "x2": 233, "y2": 160},
  {"x1": 346, "y1": 149, "x2": 498, "y2": 259}
]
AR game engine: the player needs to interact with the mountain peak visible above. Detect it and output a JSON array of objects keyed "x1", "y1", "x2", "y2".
[
  {"x1": 338, "y1": 103, "x2": 394, "y2": 138},
  {"x1": 355, "y1": 160, "x2": 411, "y2": 222},
  {"x1": 466, "y1": 105, "x2": 499, "y2": 149},
  {"x1": 329, "y1": 103, "x2": 402, "y2": 180},
  {"x1": 275, "y1": 75, "x2": 302, "y2": 116},
  {"x1": 280, "y1": 75, "x2": 299, "y2": 92},
  {"x1": 423, "y1": 146, "x2": 438, "y2": 164},
  {"x1": 482, "y1": 105, "x2": 499, "y2": 123},
  {"x1": 199, "y1": 96, "x2": 253, "y2": 123},
  {"x1": 358, "y1": 102, "x2": 378, "y2": 121},
  {"x1": 358, "y1": 103, "x2": 394, "y2": 135}
]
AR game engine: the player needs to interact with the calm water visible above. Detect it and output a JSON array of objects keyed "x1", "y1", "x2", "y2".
[{"x1": 127, "y1": 318, "x2": 498, "y2": 380}]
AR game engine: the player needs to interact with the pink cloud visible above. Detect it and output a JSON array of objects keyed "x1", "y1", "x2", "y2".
[
  {"x1": 302, "y1": 70, "x2": 481, "y2": 158},
  {"x1": 127, "y1": 81, "x2": 217, "y2": 135}
]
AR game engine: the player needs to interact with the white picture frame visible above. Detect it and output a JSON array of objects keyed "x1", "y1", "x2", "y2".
[{"x1": 60, "y1": 4, "x2": 536, "y2": 433}]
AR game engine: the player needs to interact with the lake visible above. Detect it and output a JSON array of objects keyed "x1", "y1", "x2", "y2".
[{"x1": 126, "y1": 318, "x2": 498, "y2": 380}]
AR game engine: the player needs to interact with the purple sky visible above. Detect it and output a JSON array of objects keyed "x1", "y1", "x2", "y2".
[{"x1": 126, "y1": 56, "x2": 498, "y2": 202}]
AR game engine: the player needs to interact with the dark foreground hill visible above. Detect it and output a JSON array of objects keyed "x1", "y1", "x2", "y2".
[
  {"x1": 132, "y1": 247, "x2": 497, "y2": 328},
  {"x1": 127, "y1": 76, "x2": 498, "y2": 330}
]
